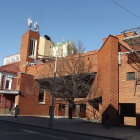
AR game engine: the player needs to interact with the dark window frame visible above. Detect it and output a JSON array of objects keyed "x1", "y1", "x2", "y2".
[
  {"x1": 5, "y1": 80, "x2": 10, "y2": 89},
  {"x1": 38, "y1": 90, "x2": 45, "y2": 103},
  {"x1": 127, "y1": 72, "x2": 135, "y2": 80},
  {"x1": 80, "y1": 104, "x2": 86, "y2": 112},
  {"x1": 58, "y1": 104, "x2": 65, "y2": 111}
]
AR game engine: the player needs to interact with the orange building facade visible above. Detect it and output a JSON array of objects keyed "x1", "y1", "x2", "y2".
[{"x1": 0, "y1": 29, "x2": 140, "y2": 126}]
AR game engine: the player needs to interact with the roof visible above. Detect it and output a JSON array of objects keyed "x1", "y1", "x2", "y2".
[
  {"x1": 0, "y1": 62, "x2": 20, "y2": 74},
  {"x1": 3, "y1": 53, "x2": 20, "y2": 58}
]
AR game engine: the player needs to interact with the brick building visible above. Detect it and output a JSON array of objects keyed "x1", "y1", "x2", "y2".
[{"x1": 0, "y1": 29, "x2": 140, "y2": 126}]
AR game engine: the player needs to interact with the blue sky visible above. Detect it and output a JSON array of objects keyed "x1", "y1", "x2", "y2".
[{"x1": 0, "y1": 0, "x2": 140, "y2": 65}]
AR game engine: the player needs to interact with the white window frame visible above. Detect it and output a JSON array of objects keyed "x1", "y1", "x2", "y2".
[
  {"x1": 29, "y1": 38, "x2": 37, "y2": 58},
  {"x1": 4, "y1": 76, "x2": 12, "y2": 90},
  {"x1": 38, "y1": 90, "x2": 46, "y2": 104}
]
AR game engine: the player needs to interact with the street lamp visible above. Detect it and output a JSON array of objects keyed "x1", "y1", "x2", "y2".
[{"x1": 44, "y1": 35, "x2": 57, "y2": 127}]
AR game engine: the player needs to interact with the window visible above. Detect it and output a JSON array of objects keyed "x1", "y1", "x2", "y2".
[
  {"x1": 120, "y1": 103, "x2": 136, "y2": 117},
  {"x1": 5, "y1": 80, "x2": 10, "y2": 89},
  {"x1": 29, "y1": 38, "x2": 37, "y2": 57},
  {"x1": 58, "y1": 104, "x2": 65, "y2": 111},
  {"x1": 127, "y1": 72, "x2": 135, "y2": 80},
  {"x1": 38, "y1": 90, "x2": 45, "y2": 103},
  {"x1": 80, "y1": 104, "x2": 86, "y2": 112},
  {"x1": 4, "y1": 77, "x2": 12, "y2": 90}
]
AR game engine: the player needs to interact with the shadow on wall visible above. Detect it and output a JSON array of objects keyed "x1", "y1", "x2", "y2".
[
  {"x1": 87, "y1": 96, "x2": 102, "y2": 121},
  {"x1": 102, "y1": 104, "x2": 119, "y2": 126},
  {"x1": 136, "y1": 114, "x2": 140, "y2": 127}
]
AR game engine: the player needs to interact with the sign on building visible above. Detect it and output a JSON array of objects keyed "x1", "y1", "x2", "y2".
[{"x1": 3, "y1": 54, "x2": 20, "y2": 65}]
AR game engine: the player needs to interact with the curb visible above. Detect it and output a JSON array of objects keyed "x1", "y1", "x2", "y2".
[{"x1": 0, "y1": 119, "x2": 125, "y2": 140}]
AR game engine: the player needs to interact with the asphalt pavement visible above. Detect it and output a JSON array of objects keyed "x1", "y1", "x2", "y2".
[
  {"x1": 0, "y1": 115, "x2": 140, "y2": 140},
  {"x1": 0, "y1": 120, "x2": 115, "y2": 140}
]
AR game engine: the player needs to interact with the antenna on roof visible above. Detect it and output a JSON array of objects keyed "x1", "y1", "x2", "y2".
[
  {"x1": 34, "y1": 21, "x2": 39, "y2": 33},
  {"x1": 28, "y1": 18, "x2": 32, "y2": 29}
]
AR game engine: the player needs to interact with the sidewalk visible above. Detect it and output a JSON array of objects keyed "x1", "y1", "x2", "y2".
[{"x1": 0, "y1": 115, "x2": 140, "y2": 140}]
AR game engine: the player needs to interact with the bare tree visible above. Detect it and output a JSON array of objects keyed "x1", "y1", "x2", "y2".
[{"x1": 37, "y1": 41, "x2": 95, "y2": 119}]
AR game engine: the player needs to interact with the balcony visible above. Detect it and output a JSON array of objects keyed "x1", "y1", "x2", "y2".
[
  {"x1": 123, "y1": 34, "x2": 140, "y2": 47},
  {"x1": 122, "y1": 27, "x2": 140, "y2": 47}
]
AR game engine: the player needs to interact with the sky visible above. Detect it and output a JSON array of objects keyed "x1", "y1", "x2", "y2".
[{"x1": 0, "y1": 0, "x2": 140, "y2": 65}]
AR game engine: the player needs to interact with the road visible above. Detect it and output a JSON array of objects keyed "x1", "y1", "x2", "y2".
[{"x1": 0, "y1": 121, "x2": 120, "y2": 140}]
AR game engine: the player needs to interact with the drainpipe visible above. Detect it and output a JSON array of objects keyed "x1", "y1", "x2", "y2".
[{"x1": 118, "y1": 52, "x2": 121, "y2": 65}]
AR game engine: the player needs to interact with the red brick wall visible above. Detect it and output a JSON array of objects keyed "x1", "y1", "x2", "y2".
[
  {"x1": 17, "y1": 72, "x2": 53, "y2": 115},
  {"x1": 20, "y1": 30, "x2": 40, "y2": 73},
  {"x1": 119, "y1": 52, "x2": 140, "y2": 126},
  {"x1": 11, "y1": 77, "x2": 17, "y2": 90},
  {"x1": 119, "y1": 54, "x2": 138, "y2": 103},
  {"x1": 87, "y1": 35, "x2": 119, "y2": 125},
  {"x1": 18, "y1": 47, "x2": 98, "y2": 117},
  {"x1": 0, "y1": 95, "x2": 15, "y2": 113},
  {"x1": 1, "y1": 75, "x2": 5, "y2": 90},
  {"x1": 17, "y1": 30, "x2": 122, "y2": 124},
  {"x1": 25, "y1": 50, "x2": 98, "y2": 79}
]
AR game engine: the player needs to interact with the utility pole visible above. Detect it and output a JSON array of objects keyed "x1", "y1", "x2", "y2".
[{"x1": 44, "y1": 35, "x2": 57, "y2": 127}]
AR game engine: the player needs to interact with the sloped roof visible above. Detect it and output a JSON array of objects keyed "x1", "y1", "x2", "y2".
[{"x1": 0, "y1": 62, "x2": 20, "y2": 74}]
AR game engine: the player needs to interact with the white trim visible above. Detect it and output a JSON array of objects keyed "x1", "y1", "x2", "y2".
[
  {"x1": 120, "y1": 50, "x2": 140, "y2": 55},
  {"x1": 118, "y1": 52, "x2": 122, "y2": 65},
  {"x1": 29, "y1": 38, "x2": 37, "y2": 58},
  {"x1": 0, "y1": 90, "x2": 19, "y2": 94},
  {"x1": 31, "y1": 38, "x2": 34, "y2": 56}
]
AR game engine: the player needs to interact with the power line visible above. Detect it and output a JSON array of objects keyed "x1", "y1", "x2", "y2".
[{"x1": 110, "y1": 0, "x2": 140, "y2": 20}]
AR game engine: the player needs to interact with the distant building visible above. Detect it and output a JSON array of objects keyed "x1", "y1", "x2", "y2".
[
  {"x1": 0, "y1": 61, "x2": 20, "y2": 114},
  {"x1": 3, "y1": 54, "x2": 20, "y2": 65},
  {"x1": 38, "y1": 37, "x2": 76, "y2": 58},
  {"x1": 52, "y1": 41, "x2": 76, "y2": 57}
]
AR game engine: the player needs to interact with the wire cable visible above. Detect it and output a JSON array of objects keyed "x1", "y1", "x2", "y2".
[{"x1": 110, "y1": 0, "x2": 140, "y2": 20}]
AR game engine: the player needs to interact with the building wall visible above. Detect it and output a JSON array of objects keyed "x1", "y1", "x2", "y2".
[
  {"x1": 52, "y1": 41, "x2": 75, "y2": 57},
  {"x1": 0, "y1": 71, "x2": 18, "y2": 114},
  {"x1": 87, "y1": 35, "x2": 119, "y2": 125},
  {"x1": 38, "y1": 37, "x2": 53, "y2": 57},
  {"x1": 20, "y1": 30, "x2": 40, "y2": 72},
  {"x1": 119, "y1": 52, "x2": 140, "y2": 126},
  {"x1": 17, "y1": 30, "x2": 99, "y2": 118},
  {"x1": 119, "y1": 53, "x2": 139, "y2": 103},
  {"x1": 5, "y1": 29, "x2": 140, "y2": 126},
  {"x1": 0, "y1": 72, "x2": 17, "y2": 90},
  {"x1": 17, "y1": 72, "x2": 52, "y2": 115},
  {"x1": 11, "y1": 78, "x2": 18, "y2": 90},
  {"x1": 0, "y1": 95, "x2": 15, "y2": 114},
  {"x1": 3, "y1": 54, "x2": 20, "y2": 65}
]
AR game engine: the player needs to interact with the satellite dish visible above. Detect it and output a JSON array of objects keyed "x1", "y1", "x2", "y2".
[
  {"x1": 28, "y1": 18, "x2": 32, "y2": 29},
  {"x1": 34, "y1": 21, "x2": 39, "y2": 32}
]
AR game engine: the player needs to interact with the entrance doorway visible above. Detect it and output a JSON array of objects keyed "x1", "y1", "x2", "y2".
[{"x1": 120, "y1": 103, "x2": 136, "y2": 125}]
